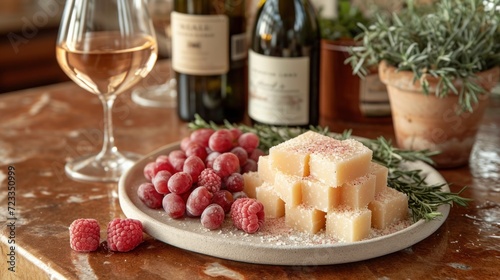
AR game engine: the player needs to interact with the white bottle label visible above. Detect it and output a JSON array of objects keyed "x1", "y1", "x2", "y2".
[
  {"x1": 248, "y1": 50, "x2": 310, "y2": 125},
  {"x1": 171, "y1": 12, "x2": 228, "y2": 75}
]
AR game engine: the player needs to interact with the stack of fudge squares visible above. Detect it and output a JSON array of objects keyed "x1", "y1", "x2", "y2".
[{"x1": 243, "y1": 131, "x2": 409, "y2": 242}]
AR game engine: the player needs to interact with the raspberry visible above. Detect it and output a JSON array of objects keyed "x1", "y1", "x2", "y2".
[
  {"x1": 69, "y1": 218, "x2": 100, "y2": 252},
  {"x1": 230, "y1": 198, "x2": 265, "y2": 234},
  {"x1": 107, "y1": 218, "x2": 143, "y2": 252},
  {"x1": 198, "y1": 168, "x2": 221, "y2": 193}
]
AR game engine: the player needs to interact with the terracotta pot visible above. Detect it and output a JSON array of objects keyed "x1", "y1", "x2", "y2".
[
  {"x1": 379, "y1": 60, "x2": 500, "y2": 168},
  {"x1": 319, "y1": 39, "x2": 391, "y2": 123}
]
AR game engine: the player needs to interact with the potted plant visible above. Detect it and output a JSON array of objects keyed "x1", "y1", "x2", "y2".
[
  {"x1": 318, "y1": 0, "x2": 392, "y2": 123},
  {"x1": 347, "y1": 0, "x2": 500, "y2": 168}
]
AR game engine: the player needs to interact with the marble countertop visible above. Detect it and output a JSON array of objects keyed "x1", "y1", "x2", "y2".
[{"x1": 0, "y1": 61, "x2": 499, "y2": 279}]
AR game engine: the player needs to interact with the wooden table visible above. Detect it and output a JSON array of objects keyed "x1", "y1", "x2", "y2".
[{"x1": 1, "y1": 62, "x2": 499, "y2": 279}]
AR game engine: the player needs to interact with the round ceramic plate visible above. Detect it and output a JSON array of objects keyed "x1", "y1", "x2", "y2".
[{"x1": 118, "y1": 142, "x2": 450, "y2": 266}]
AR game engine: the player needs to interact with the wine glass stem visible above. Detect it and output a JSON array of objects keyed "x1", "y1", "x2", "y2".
[{"x1": 98, "y1": 95, "x2": 119, "y2": 161}]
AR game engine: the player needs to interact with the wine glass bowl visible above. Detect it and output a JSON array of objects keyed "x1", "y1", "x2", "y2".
[
  {"x1": 56, "y1": 0, "x2": 158, "y2": 182},
  {"x1": 131, "y1": 0, "x2": 176, "y2": 108}
]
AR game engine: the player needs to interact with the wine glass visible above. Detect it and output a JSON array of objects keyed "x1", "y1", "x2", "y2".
[
  {"x1": 56, "y1": 0, "x2": 158, "y2": 182},
  {"x1": 131, "y1": 0, "x2": 177, "y2": 108}
]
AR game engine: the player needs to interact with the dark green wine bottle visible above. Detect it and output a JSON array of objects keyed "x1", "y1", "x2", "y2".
[
  {"x1": 248, "y1": 0, "x2": 320, "y2": 126},
  {"x1": 172, "y1": 0, "x2": 246, "y2": 123}
]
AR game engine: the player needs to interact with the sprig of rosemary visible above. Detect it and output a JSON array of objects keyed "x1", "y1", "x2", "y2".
[{"x1": 188, "y1": 115, "x2": 471, "y2": 221}]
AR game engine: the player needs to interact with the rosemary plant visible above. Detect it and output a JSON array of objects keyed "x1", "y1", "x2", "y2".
[
  {"x1": 189, "y1": 115, "x2": 471, "y2": 222},
  {"x1": 346, "y1": 0, "x2": 500, "y2": 112}
]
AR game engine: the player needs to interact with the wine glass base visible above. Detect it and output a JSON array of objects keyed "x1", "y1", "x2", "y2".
[
  {"x1": 131, "y1": 83, "x2": 177, "y2": 108},
  {"x1": 65, "y1": 151, "x2": 142, "y2": 183}
]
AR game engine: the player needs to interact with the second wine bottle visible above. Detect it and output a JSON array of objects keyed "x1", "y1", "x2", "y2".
[
  {"x1": 248, "y1": 0, "x2": 320, "y2": 127},
  {"x1": 172, "y1": 0, "x2": 247, "y2": 123}
]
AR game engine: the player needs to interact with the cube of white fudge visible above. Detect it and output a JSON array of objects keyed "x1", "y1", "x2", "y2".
[
  {"x1": 257, "y1": 156, "x2": 276, "y2": 185},
  {"x1": 368, "y1": 187, "x2": 408, "y2": 229},
  {"x1": 369, "y1": 162, "x2": 388, "y2": 195},
  {"x1": 340, "y1": 174, "x2": 376, "y2": 209},
  {"x1": 255, "y1": 182, "x2": 285, "y2": 218},
  {"x1": 269, "y1": 131, "x2": 335, "y2": 177},
  {"x1": 301, "y1": 177, "x2": 341, "y2": 212},
  {"x1": 309, "y1": 139, "x2": 373, "y2": 186},
  {"x1": 285, "y1": 203, "x2": 326, "y2": 234},
  {"x1": 273, "y1": 171, "x2": 302, "y2": 206},
  {"x1": 326, "y1": 207, "x2": 372, "y2": 242},
  {"x1": 242, "y1": 171, "x2": 262, "y2": 199}
]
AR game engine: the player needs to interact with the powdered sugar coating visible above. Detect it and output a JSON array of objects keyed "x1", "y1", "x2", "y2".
[{"x1": 107, "y1": 218, "x2": 143, "y2": 252}]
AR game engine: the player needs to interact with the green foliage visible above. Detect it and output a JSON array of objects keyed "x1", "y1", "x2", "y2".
[
  {"x1": 319, "y1": 0, "x2": 371, "y2": 41},
  {"x1": 346, "y1": 0, "x2": 500, "y2": 112}
]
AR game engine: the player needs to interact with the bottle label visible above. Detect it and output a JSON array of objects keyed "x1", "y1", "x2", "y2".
[
  {"x1": 248, "y1": 50, "x2": 310, "y2": 125},
  {"x1": 171, "y1": 12, "x2": 228, "y2": 75},
  {"x1": 231, "y1": 33, "x2": 247, "y2": 61}
]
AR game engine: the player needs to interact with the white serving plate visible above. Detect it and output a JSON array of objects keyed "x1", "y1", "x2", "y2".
[{"x1": 118, "y1": 142, "x2": 450, "y2": 265}]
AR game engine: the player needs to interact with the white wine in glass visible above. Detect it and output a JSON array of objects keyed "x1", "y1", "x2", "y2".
[{"x1": 56, "y1": 0, "x2": 158, "y2": 182}]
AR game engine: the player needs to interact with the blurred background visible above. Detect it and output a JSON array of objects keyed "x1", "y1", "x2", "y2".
[{"x1": 0, "y1": 0, "x2": 434, "y2": 94}]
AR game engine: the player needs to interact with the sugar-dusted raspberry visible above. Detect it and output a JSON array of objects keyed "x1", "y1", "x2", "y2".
[
  {"x1": 198, "y1": 168, "x2": 221, "y2": 193},
  {"x1": 230, "y1": 198, "x2": 265, "y2": 234},
  {"x1": 69, "y1": 218, "x2": 100, "y2": 252},
  {"x1": 107, "y1": 218, "x2": 143, "y2": 252}
]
